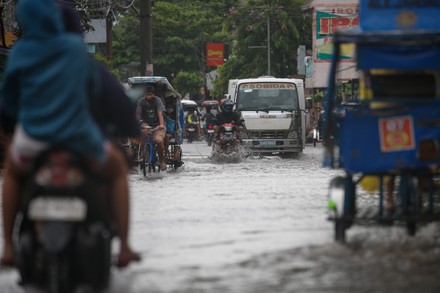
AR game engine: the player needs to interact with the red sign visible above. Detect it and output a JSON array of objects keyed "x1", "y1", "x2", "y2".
[
  {"x1": 206, "y1": 43, "x2": 224, "y2": 67},
  {"x1": 319, "y1": 16, "x2": 359, "y2": 35},
  {"x1": 379, "y1": 116, "x2": 415, "y2": 152}
]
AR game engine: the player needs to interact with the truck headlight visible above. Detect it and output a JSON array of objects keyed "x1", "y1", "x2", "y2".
[{"x1": 287, "y1": 131, "x2": 298, "y2": 139}]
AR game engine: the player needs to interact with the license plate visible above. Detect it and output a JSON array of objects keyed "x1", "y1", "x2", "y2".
[
  {"x1": 207, "y1": 129, "x2": 214, "y2": 133},
  {"x1": 259, "y1": 140, "x2": 276, "y2": 146},
  {"x1": 188, "y1": 128, "x2": 195, "y2": 132},
  {"x1": 29, "y1": 197, "x2": 87, "y2": 221}
]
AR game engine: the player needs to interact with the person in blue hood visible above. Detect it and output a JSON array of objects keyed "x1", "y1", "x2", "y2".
[{"x1": 0, "y1": 0, "x2": 140, "y2": 268}]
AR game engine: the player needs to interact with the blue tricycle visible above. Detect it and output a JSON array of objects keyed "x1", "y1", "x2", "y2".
[{"x1": 324, "y1": 1, "x2": 440, "y2": 242}]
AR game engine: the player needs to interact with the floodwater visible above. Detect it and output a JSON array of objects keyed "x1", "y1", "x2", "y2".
[{"x1": 1, "y1": 142, "x2": 440, "y2": 293}]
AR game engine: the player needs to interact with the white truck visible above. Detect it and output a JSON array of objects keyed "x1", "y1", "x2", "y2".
[{"x1": 228, "y1": 76, "x2": 312, "y2": 156}]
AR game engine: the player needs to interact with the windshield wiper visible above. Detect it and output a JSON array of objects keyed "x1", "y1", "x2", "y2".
[
  {"x1": 238, "y1": 106, "x2": 296, "y2": 112},
  {"x1": 257, "y1": 106, "x2": 284, "y2": 112},
  {"x1": 238, "y1": 107, "x2": 259, "y2": 111}
]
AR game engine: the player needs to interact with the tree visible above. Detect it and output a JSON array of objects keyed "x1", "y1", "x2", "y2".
[
  {"x1": 112, "y1": 0, "x2": 237, "y2": 92},
  {"x1": 212, "y1": 0, "x2": 312, "y2": 97}
]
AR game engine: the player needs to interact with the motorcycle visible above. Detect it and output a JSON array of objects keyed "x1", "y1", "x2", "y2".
[
  {"x1": 205, "y1": 124, "x2": 215, "y2": 146},
  {"x1": 13, "y1": 149, "x2": 113, "y2": 293},
  {"x1": 186, "y1": 122, "x2": 197, "y2": 143},
  {"x1": 211, "y1": 123, "x2": 245, "y2": 162}
]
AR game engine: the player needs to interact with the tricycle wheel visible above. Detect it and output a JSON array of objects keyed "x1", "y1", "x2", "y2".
[
  {"x1": 173, "y1": 146, "x2": 182, "y2": 170},
  {"x1": 334, "y1": 219, "x2": 346, "y2": 243}
]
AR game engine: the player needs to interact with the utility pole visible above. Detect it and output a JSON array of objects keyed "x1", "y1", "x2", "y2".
[
  {"x1": 267, "y1": 15, "x2": 271, "y2": 76},
  {"x1": 140, "y1": 0, "x2": 153, "y2": 76},
  {"x1": 247, "y1": 14, "x2": 271, "y2": 76},
  {"x1": 105, "y1": 14, "x2": 113, "y2": 61}
]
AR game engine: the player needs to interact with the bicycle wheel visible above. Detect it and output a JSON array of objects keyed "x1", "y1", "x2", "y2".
[
  {"x1": 149, "y1": 144, "x2": 158, "y2": 173},
  {"x1": 142, "y1": 144, "x2": 151, "y2": 176}
]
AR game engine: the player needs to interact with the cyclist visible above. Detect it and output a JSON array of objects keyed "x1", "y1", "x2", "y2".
[{"x1": 136, "y1": 86, "x2": 167, "y2": 171}]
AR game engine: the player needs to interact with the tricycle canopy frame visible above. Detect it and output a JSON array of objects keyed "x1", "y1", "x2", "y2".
[
  {"x1": 323, "y1": 28, "x2": 440, "y2": 170},
  {"x1": 127, "y1": 76, "x2": 182, "y2": 100}
]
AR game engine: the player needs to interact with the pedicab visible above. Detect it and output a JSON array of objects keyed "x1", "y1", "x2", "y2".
[
  {"x1": 324, "y1": 1, "x2": 440, "y2": 242},
  {"x1": 126, "y1": 76, "x2": 184, "y2": 170}
]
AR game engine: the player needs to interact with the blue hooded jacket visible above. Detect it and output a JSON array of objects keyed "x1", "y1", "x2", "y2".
[{"x1": 1, "y1": 0, "x2": 105, "y2": 161}]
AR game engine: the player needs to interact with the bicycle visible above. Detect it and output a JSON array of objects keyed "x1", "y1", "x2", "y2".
[{"x1": 140, "y1": 125, "x2": 160, "y2": 176}]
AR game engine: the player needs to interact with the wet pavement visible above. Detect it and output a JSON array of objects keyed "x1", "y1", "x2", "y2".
[{"x1": 1, "y1": 142, "x2": 440, "y2": 292}]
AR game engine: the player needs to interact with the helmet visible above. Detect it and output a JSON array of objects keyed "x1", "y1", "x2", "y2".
[{"x1": 223, "y1": 99, "x2": 234, "y2": 112}]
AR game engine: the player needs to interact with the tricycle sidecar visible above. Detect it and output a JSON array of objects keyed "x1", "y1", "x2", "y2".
[{"x1": 324, "y1": 3, "x2": 440, "y2": 243}]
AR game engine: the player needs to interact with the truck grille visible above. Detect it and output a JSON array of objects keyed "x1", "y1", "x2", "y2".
[{"x1": 248, "y1": 131, "x2": 286, "y2": 139}]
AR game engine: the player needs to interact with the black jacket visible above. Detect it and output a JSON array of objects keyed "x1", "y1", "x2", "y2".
[{"x1": 214, "y1": 111, "x2": 243, "y2": 126}]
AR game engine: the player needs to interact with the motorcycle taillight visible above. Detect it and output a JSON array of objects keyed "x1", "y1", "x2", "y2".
[
  {"x1": 208, "y1": 125, "x2": 213, "y2": 129},
  {"x1": 35, "y1": 151, "x2": 84, "y2": 187}
]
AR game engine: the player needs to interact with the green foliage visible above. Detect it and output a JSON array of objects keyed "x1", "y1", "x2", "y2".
[
  {"x1": 112, "y1": 11, "x2": 141, "y2": 81},
  {"x1": 311, "y1": 90, "x2": 325, "y2": 102},
  {"x1": 111, "y1": 0, "x2": 311, "y2": 95},
  {"x1": 92, "y1": 52, "x2": 124, "y2": 81},
  {"x1": 172, "y1": 71, "x2": 204, "y2": 98},
  {"x1": 112, "y1": 0, "x2": 236, "y2": 85},
  {"x1": 213, "y1": 0, "x2": 311, "y2": 95}
]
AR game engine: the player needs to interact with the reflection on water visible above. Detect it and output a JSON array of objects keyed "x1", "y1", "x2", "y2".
[{"x1": 1, "y1": 144, "x2": 440, "y2": 293}]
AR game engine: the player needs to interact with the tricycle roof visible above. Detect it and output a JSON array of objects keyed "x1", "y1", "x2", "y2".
[{"x1": 127, "y1": 76, "x2": 181, "y2": 99}]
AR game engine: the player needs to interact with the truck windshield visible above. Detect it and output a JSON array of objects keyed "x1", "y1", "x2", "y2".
[{"x1": 236, "y1": 82, "x2": 299, "y2": 111}]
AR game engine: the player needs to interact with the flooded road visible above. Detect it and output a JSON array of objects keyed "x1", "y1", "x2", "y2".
[{"x1": 1, "y1": 142, "x2": 440, "y2": 292}]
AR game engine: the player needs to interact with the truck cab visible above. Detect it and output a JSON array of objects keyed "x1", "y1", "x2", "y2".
[{"x1": 229, "y1": 76, "x2": 311, "y2": 156}]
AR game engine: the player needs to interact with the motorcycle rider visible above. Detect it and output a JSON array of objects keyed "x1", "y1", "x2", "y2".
[
  {"x1": 59, "y1": 3, "x2": 141, "y2": 267},
  {"x1": 214, "y1": 99, "x2": 243, "y2": 127},
  {"x1": 201, "y1": 106, "x2": 215, "y2": 129},
  {"x1": 185, "y1": 108, "x2": 200, "y2": 140},
  {"x1": 213, "y1": 99, "x2": 243, "y2": 149},
  {"x1": 136, "y1": 86, "x2": 167, "y2": 171},
  {"x1": 1, "y1": 0, "x2": 140, "y2": 268}
]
